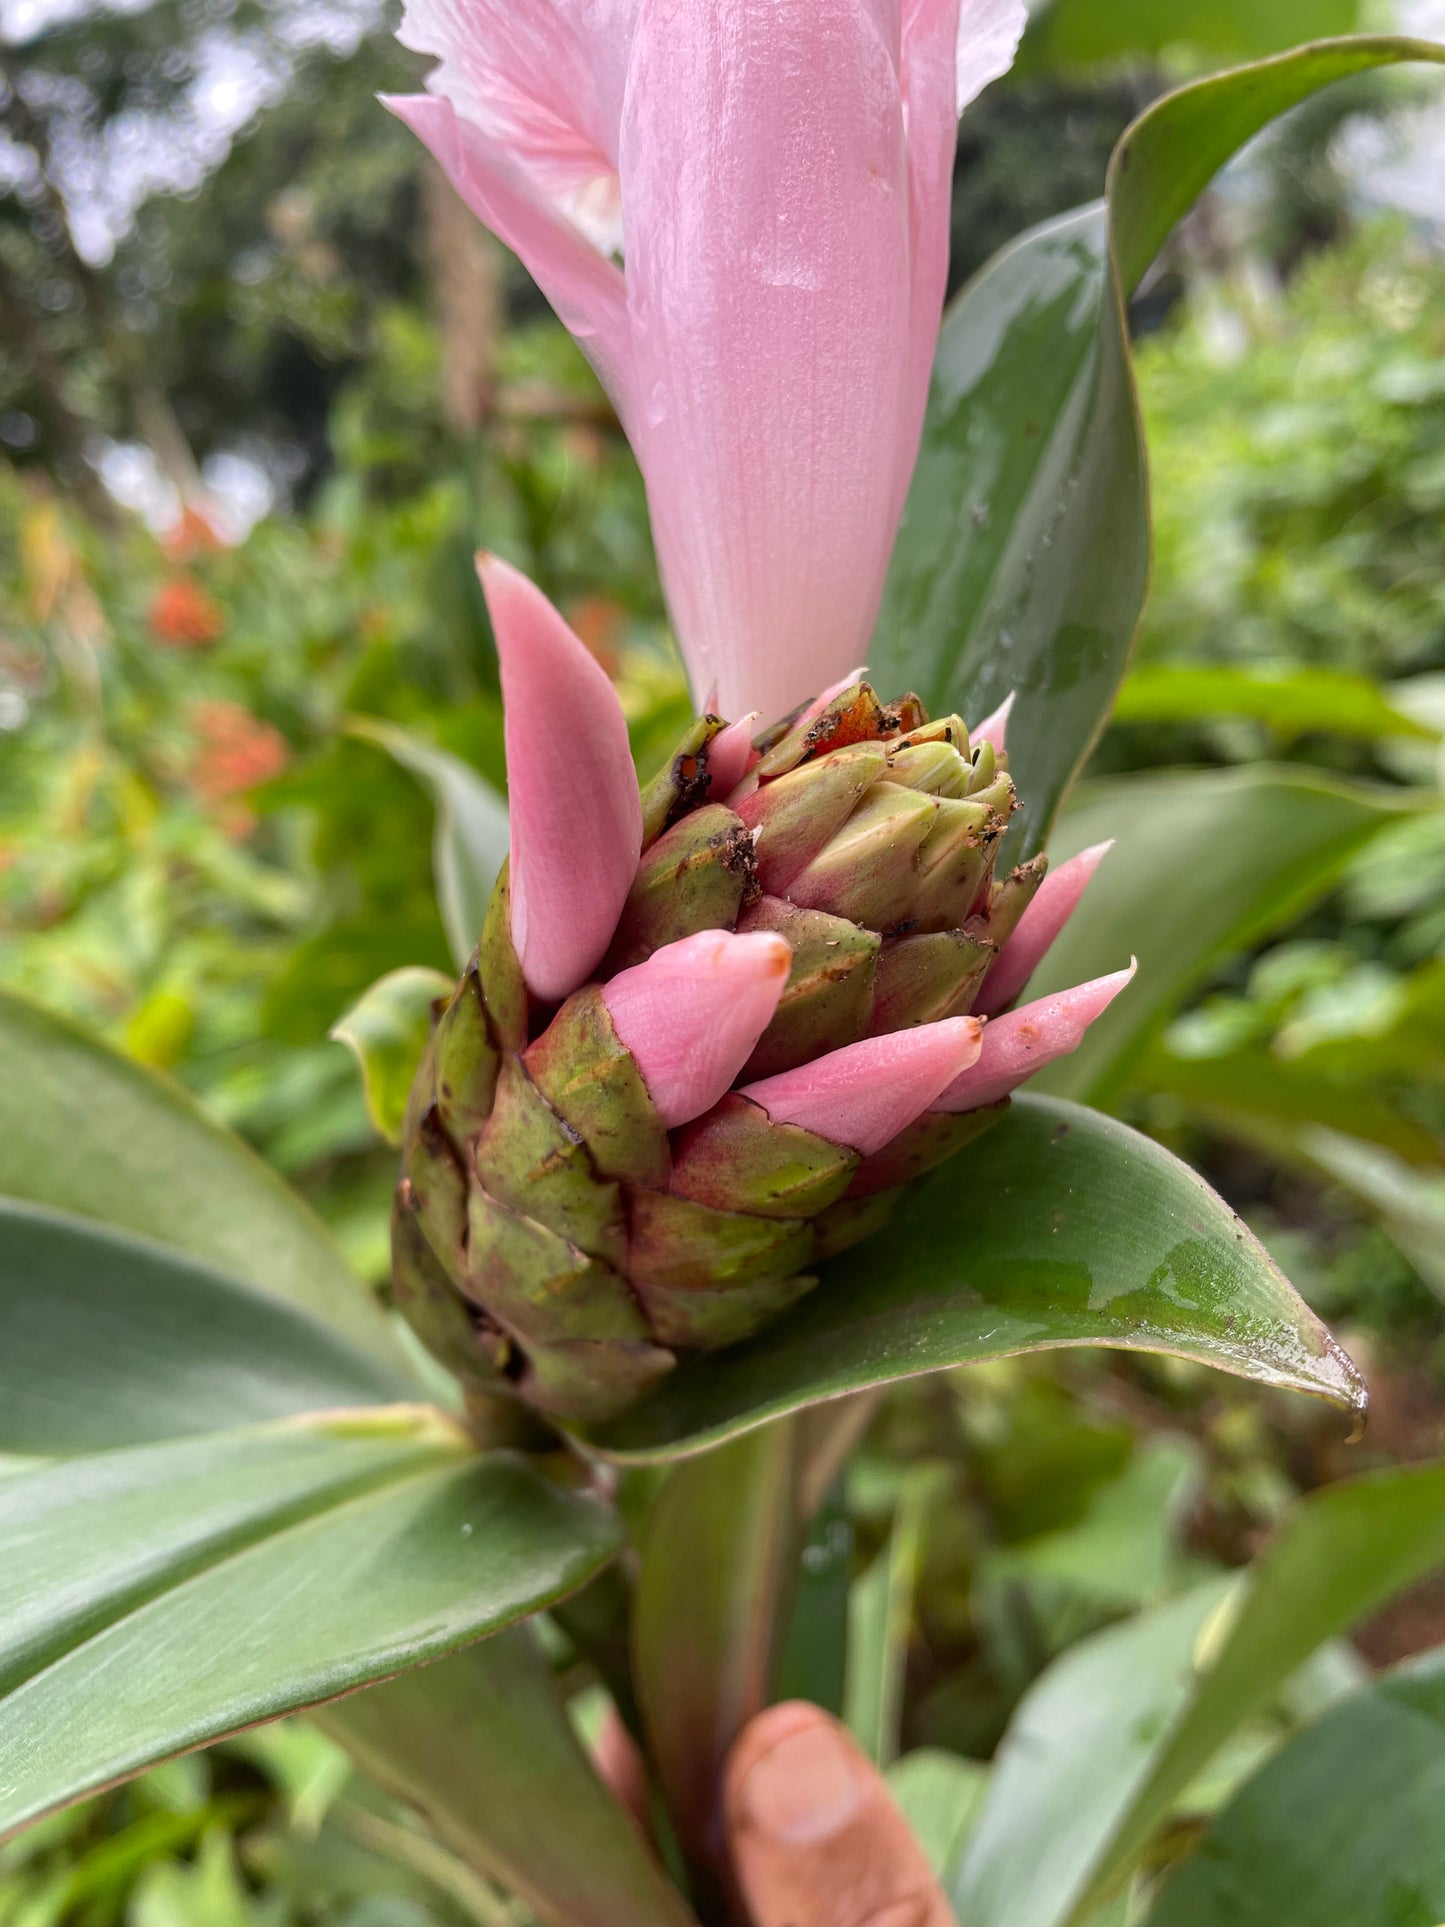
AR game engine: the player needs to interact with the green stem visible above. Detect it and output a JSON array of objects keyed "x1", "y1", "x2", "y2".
[
  {"x1": 632, "y1": 1417, "x2": 801, "y2": 1917},
  {"x1": 318, "y1": 1626, "x2": 697, "y2": 1927}
]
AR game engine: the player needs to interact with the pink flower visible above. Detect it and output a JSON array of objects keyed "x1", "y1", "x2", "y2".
[
  {"x1": 385, "y1": 0, "x2": 1026, "y2": 724},
  {"x1": 939, "y1": 965, "x2": 1137, "y2": 1113}
]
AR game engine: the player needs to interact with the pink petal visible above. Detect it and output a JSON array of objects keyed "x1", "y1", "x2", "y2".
[
  {"x1": 975, "y1": 841, "x2": 1114, "y2": 1018},
  {"x1": 384, "y1": 94, "x2": 634, "y2": 408},
  {"x1": 971, "y1": 690, "x2": 1015, "y2": 756},
  {"x1": 480, "y1": 555, "x2": 642, "y2": 1003},
  {"x1": 938, "y1": 964, "x2": 1136, "y2": 1112},
  {"x1": 740, "y1": 1016, "x2": 983, "y2": 1158},
  {"x1": 955, "y1": 0, "x2": 1028, "y2": 111},
  {"x1": 619, "y1": 0, "x2": 916, "y2": 723},
  {"x1": 394, "y1": 0, "x2": 634, "y2": 250},
  {"x1": 897, "y1": 0, "x2": 964, "y2": 529},
  {"x1": 603, "y1": 930, "x2": 792, "y2": 1129},
  {"x1": 708, "y1": 713, "x2": 760, "y2": 796}
]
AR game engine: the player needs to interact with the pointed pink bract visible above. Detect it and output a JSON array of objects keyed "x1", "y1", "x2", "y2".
[
  {"x1": 708, "y1": 713, "x2": 760, "y2": 796},
  {"x1": 939, "y1": 963, "x2": 1136, "y2": 1112},
  {"x1": 741, "y1": 1016, "x2": 983, "y2": 1158},
  {"x1": 975, "y1": 840, "x2": 1113, "y2": 1018},
  {"x1": 603, "y1": 930, "x2": 792, "y2": 1129},
  {"x1": 480, "y1": 555, "x2": 642, "y2": 1004},
  {"x1": 390, "y1": 0, "x2": 1024, "y2": 725},
  {"x1": 971, "y1": 691, "x2": 1015, "y2": 756}
]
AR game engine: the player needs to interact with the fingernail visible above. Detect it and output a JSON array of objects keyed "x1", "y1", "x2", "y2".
[{"x1": 738, "y1": 1724, "x2": 872, "y2": 1845}]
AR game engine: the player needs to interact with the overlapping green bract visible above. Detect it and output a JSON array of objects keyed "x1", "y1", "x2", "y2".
[{"x1": 392, "y1": 682, "x2": 1040, "y2": 1423}]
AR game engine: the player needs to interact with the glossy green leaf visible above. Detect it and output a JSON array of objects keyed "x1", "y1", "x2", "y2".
[
  {"x1": 0, "y1": 986, "x2": 402, "y2": 1365},
  {"x1": 321, "y1": 1631, "x2": 697, "y2": 1927},
  {"x1": 0, "y1": 1414, "x2": 620, "y2": 1841},
  {"x1": 1113, "y1": 663, "x2": 1437, "y2": 742},
  {"x1": 349, "y1": 717, "x2": 510, "y2": 970},
  {"x1": 0, "y1": 1200, "x2": 407, "y2": 1456},
  {"x1": 1145, "y1": 1651, "x2": 1445, "y2": 1927},
  {"x1": 331, "y1": 966, "x2": 453, "y2": 1145},
  {"x1": 633, "y1": 1420, "x2": 799, "y2": 1888},
  {"x1": 952, "y1": 1461, "x2": 1445, "y2": 1927},
  {"x1": 877, "y1": 34, "x2": 1445, "y2": 857},
  {"x1": 1027, "y1": 767, "x2": 1415, "y2": 1106},
  {"x1": 585, "y1": 1095, "x2": 1362, "y2": 1461},
  {"x1": 874, "y1": 200, "x2": 1142, "y2": 859}
]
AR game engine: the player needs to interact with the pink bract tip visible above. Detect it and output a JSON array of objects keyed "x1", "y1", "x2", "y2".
[
  {"x1": 479, "y1": 554, "x2": 643, "y2": 1006},
  {"x1": 602, "y1": 930, "x2": 792, "y2": 1130},
  {"x1": 940, "y1": 962, "x2": 1137, "y2": 1112},
  {"x1": 739, "y1": 1016, "x2": 984, "y2": 1159},
  {"x1": 971, "y1": 691, "x2": 1015, "y2": 756},
  {"x1": 975, "y1": 841, "x2": 1115, "y2": 1018},
  {"x1": 708, "y1": 713, "x2": 760, "y2": 796}
]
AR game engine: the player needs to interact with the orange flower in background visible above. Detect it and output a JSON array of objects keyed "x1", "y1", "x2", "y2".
[
  {"x1": 188, "y1": 702, "x2": 289, "y2": 831},
  {"x1": 149, "y1": 576, "x2": 225, "y2": 649}
]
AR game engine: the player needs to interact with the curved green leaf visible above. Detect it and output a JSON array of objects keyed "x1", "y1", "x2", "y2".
[
  {"x1": 584, "y1": 1095, "x2": 1363, "y2": 1462},
  {"x1": 1027, "y1": 767, "x2": 1417, "y2": 1106},
  {"x1": 952, "y1": 1461, "x2": 1445, "y2": 1927},
  {"x1": 876, "y1": 34, "x2": 1445, "y2": 856},
  {"x1": 1026, "y1": 0, "x2": 1363, "y2": 67},
  {"x1": 0, "y1": 1416, "x2": 619, "y2": 1841},
  {"x1": 1109, "y1": 38, "x2": 1445, "y2": 294},
  {"x1": 0, "y1": 987, "x2": 404, "y2": 1367},
  {"x1": 349, "y1": 718, "x2": 510, "y2": 970},
  {"x1": 1145, "y1": 1651, "x2": 1445, "y2": 1927},
  {"x1": 0, "y1": 1200, "x2": 408, "y2": 1456},
  {"x1": 331, "y1": 966, "x2": 453, "y2": 1146},
  {"x1": 874, "y1": 200, "x2": 1140, "y2": 859},
  {"x1": 323, "y1": 1631, "x2": 698, "y2": 1927}
]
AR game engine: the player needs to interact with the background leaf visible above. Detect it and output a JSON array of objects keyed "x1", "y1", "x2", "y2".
[
  {"x1": 0, "y1": 1421, "x2": 620, "y2": 1841},
  {"x1": 1112, "y1": 664, "x2": 1437, "y2": 743},
  {"x1": 1026, "y1": 767, "x2": 1416, "y2": 1105},
  {"x1": 953, "y1": 1461, "x2": 1445, "y2": 1927},
  {"x1": 331, "y1": 967, "x2": 453, "y2": 1146},
  {"x1": 585, "y1": 1095, "x2": 1363, "y2": 1461},
  {"x1": 0, "y1": 987, "x2": 404, "y2": 1364},
  {"x1": 348, "y1": 719, "x2": 509, "y2": 971},
  {"x1": 1144, "y1": 1649, "x2": 1445, "y2": 1926},
  {"x1": 0, "y1": 1201, "x2": 407, "y2": 1456}
]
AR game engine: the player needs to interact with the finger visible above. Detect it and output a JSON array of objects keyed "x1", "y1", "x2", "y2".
[{"x1": 725, "y1": 1702, "x2": 954, "y2": 1927}]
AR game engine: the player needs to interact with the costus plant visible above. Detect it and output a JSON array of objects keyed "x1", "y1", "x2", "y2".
[{"x1": 5, "y1": 10, "x2": 1445, "y2": 1927}]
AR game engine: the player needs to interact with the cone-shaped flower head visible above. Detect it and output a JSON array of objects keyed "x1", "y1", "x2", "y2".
[
  {"x1": 386, "y1": 1, "x2": 1026, "y2": 721},
  {"x1": 480, "y1": 555, "x2": 642, "y2": 1004},
  {"x1": 392, "y1": 570, "x2": 1134, "y2": 1427}
]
